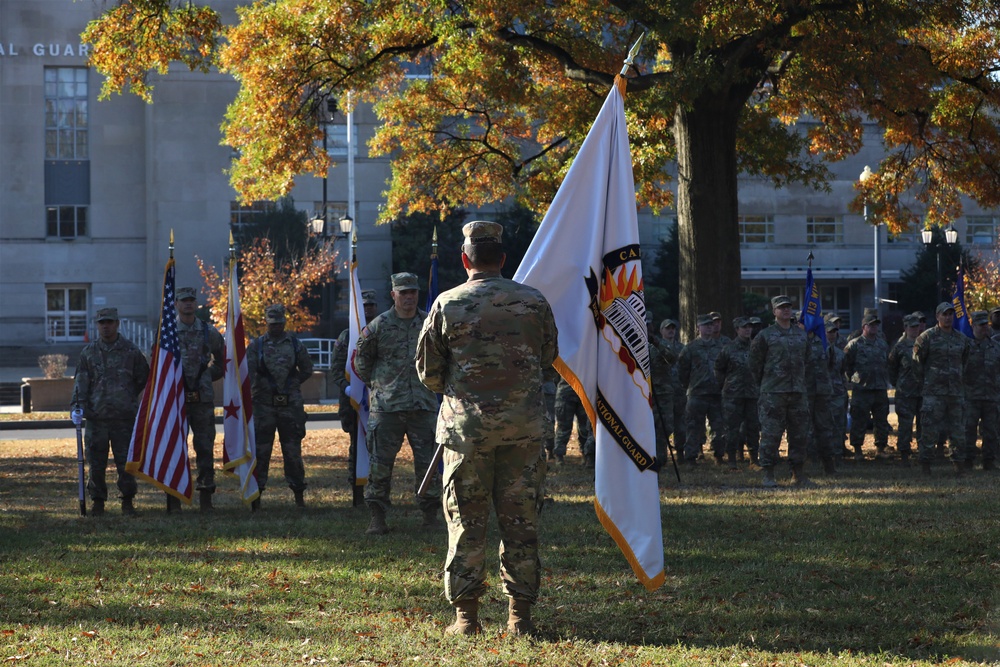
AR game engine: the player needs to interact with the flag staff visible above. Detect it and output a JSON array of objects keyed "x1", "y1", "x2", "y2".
[
  {"x1": 169, "y1": 229, "x2": 174, "y2": 259},
  {"x1": 620, "y1": 33, "x2": 646, "y2": 76}
]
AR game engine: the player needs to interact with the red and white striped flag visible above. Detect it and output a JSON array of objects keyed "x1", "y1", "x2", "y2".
[
  {"x1": 513, "y1": 79, "x2": 664, "y2": 590},
  {"x1": 127, "y1": 257, "x2": 192, "y2": 502},
  {"x1": 222, "y1": 255, "x2": 260, "y2": 503}
]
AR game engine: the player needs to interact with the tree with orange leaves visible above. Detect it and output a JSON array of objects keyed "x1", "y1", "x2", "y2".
[
  {"x1": 197, "y1": 237, "x2": 338, "y2": 339},
  {"x1": 83, "y1": 1, "x2": 1000, "y2": 333},
  {"x1": 965, "y1": 238, "x2": 1000, "y2": 312}
]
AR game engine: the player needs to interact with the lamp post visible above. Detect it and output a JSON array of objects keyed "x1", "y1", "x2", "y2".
[
  {"x1": 920, "y1": 224, "x2": 958, "y2": 302},
  {"x1": 859, "y1": 166, "x2": 880, "y2": 317}
]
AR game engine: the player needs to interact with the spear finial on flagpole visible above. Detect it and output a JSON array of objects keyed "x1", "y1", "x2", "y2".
[
  {"x1": 620, "y1": 32, "x2": 646, "y2": 76},
  {"x1": 169, "y1": 229, "x2": 175, "y2": 259},
  {"x1": 229, "y1": 231, "x2": 236, "y2": 259},
  {"x1": 431, "y1": 226, "x2": 438, "y2": 259},
  {"x1": 807, "y1": 251, "x2": 814, "y2": 268}
]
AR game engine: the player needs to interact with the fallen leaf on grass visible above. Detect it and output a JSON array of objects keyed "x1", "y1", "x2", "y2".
[{"x1": 81, "y1": 631, "x2": 97, "y2": 638}]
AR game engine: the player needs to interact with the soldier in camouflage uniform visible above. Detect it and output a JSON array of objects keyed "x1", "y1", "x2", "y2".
[
  {"x1": 649, "y1": 330, "x2": 677, "y2": 465},
  {"x1": 843, "y1": 312, "x2": 891, "y2": 461},
  {"x1": 416, "y1": 220, "x2": 557, "y2": 636},
  {"x1": 247, "y1": 304, "x2": 314, "y2": 509},
  {"x1": 677, "y1": 314, "x2": 725, "y2": 463},
  {"x1": 553, "y1": 376, "x2": 595, "y2": 465},
  {"x1": 70, "y1": 307, "x2": 150, "y2": 516},
  {"x1": 333, "y1": 289, "x2": 378, "y2": 506},
  {"x1": 714, "y1": 317, "x2": 759, "y2": 467},
  {"x1": 824, "y1": 315, "x2": 850, "y2": 458},
  {"x1": 913, "y1": 302, "x2": 971, "y2": 474},
  {"x1": 887, "y1": 313, "x2": 923, "y2": 463},
  {"x1": 173, "y1": 287, "x2": 225, "y2": 513},
  {"x1": 748, "y1": 295, "x2": 812, "y2": 488},
  {"x1": 355, "y1": 272, "x2": 441, "y2": 534},
  {"x1": 990, "y1": 306, "x2": 1000, "y2": 340},
  {"x1": 964, "y1": 311, "x2": 999, "y2": 470},
  {"x1": 797, "y1": 311, "x2": 838, "y2": 473},
  {"x1": 660, "y1": 319, "x2": 687, "y2": 458}
]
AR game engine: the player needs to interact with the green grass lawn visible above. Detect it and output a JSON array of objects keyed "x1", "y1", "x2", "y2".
[{"x1": 1, "y1": 432, "x2": 997, "y2": 666}]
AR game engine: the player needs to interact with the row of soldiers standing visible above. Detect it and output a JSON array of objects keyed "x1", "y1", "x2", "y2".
[{"x1": 643, "y1": 298, "x2": 1000, "y2": 487}]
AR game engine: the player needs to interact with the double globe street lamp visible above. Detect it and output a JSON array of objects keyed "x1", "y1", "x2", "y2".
[{"x1": 920, "y1": 224, "x2": 959, "y2": 303}]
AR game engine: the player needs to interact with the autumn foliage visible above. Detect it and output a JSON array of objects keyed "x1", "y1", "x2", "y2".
[
  {"x1": 197, "y1": 238, "x2": 338, "y2": 338},
  {"x1": 965, "y1": 238, "x2": 1000, "y2": 312}
]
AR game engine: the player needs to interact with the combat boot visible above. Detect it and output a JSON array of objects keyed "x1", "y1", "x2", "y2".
[
  {"x1": 91, "y1": 499, "x2": 105, "y2": 517},
  {"x1": 251, "y1": 497, "x2": 261, "y2": 513},
  {"x1": 352, "y1": 484, "x2": 365, "y2": 507},
  {"x1": 199, "y1": 489, "x2": 214, "y2": 513},
  {"x1": 121, "y1": 497, "x2": 137, "y2": 516},
  {"x1": 853, "y1": 445, "x2": 865, "y2": 462},
  {"x1": 445, "y1": 599, "x2": 481, "y2": 635},
  {"x1": 791, "y1": 463, "x2": 817, "y2": 488},
  {"x1": 365, "y1": 504, "x2": 389, "y2": 535},
  {"x1": 293, "y1": 489, "x2": 306, "y2": 508},
  {"x1": 166, "y1": 494, "x2": 182, "y2": 514},
  {"x1": 507, "y1": 598, "x2": 536, "y2": 636},
  {"x1": 761, "y1": 465, "x2": 778, "y2": 489},
  {"x1": 421, "y1": 506, "x2": 440, "y2": 528},
  {"x1": 726, "y1": 452, "x2": 738, "y2": 470}
]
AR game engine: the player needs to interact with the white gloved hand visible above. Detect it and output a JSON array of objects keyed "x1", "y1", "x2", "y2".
[
  {"x1": 70, "y1": 408, "x2": 83, "y2": 426},
  {"x1": 344, "y1": 385, "x2": 352, "y2": 399}
]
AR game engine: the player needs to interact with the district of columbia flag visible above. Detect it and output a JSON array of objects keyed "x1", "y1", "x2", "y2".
[
  {"x1": 126, "y1": 257, "x2": 192, "y2": 502},
  {"x1": 951, "y1": 265, "x2": 974, "y2": 338},
  {"x1": 513, "y1": 78, "x2": 664, "y2": 590},
  {"x1": 347, "y1": 253, "x2": 371, "y2": 486},
  {"x1": 803, "y1": 267, "x2": 828, "y2": 349},
  {"x1": 221, "y1": 255, "x2": 260, "y2": 503}
]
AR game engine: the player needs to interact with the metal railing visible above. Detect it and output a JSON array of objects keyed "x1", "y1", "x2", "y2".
[
  {"x1": 300, "y1": 338, "x2": 337, "y2": 370},
  {"x1": 118, "y1": 318, "x2": 156, "y2": 355}
]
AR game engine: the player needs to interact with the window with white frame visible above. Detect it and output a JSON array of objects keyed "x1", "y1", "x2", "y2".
[
  {"x1": 324, "y1": 124, "x2": 359, "y2": 158},
  {"x1": 230, "y1": 200, "x2": 275, "y2": 229},
  {"x1": 739, "y1": 215, "x2": 775, "y2": 244},
  {"x1": 44, "y1": 68, "x2": 88, "y2": 160},
  {"x1": 46, "y1": 286, "x2": 89, "y2": 342},
  {"x1": 46, "y1": 206, "x2": 87, "y2": 238},
  {"x1": 965, "y1": 216, "x2": 998, "y2": 245},
  {"x1": 806, "y1": 216, "x2": 843, "y2": 244}
]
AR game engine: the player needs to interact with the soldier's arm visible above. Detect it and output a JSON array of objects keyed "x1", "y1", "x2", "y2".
[
  {"x1": 71, "y1": 354, "x2": 90, "y2": 410},
  {"x1": 912, "y1": 333, "x2": 927, "y2": 366},
  {"x1": 748, "y1": 336, "x2": 763, "y2": 386},
  {"x1": 842, "y1": 340, "x2": 856, "y2": 378},
  {"x1": 713, "y1": 347, "x2": 728, "y2": 387},
  {"x1": 353, "y1": 322, "x2": 377, "y2": 385},
  {"x1": 295, "y1": 338, "x2": 315, "y2": 383},
  {"x1": 887, "y1": 344, "x2": 901, "y2": 386},
  {"x1": 207, "y1": 326, "x2": 226, "y2": 382},
  {"x1": 132, "y1": 347, "x2": 151, "y2": 396},
  {"x1": 677, "y1": 347, "x2": 691, "y2": 389},
  {"x1": 331, "y1": 330, "x2": 351, "y2": 392},
  {"x1": 415, "y1": 307, "x2": 448, "y2": 393}
]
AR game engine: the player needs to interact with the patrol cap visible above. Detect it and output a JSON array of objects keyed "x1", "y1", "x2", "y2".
[
  {"x1": 176, "y1": 287, "x2": 197, "y2": 301},
  {"x1": 825, "y1": 318, "x2": 840, "y2": 332},
  {"x1": 96, "y1": 307, "x2": 119, "y2": 322},
  {"x1": 970, "y1": 310, "x2": 989, "y2": 325},
  {"x1": 911, "y1": 311, "x2": 927, "y2": 321},
  {"x1": 862, "y1": 312, "x2": 881, "y2": 325},
  {"x1": 733, "y1": 316, "x2": 750, "y2": 328},
  {"x1": 660, "y1": 318, "x2": 678, "y2": 329},
  {"x1": 771, "y1": 295, "x2": 793, "y2": 309},
  {"x1": 902, "y1": 314, "x2": 921, "y2": 327},
  {"x1": 391, "y1": 272, "x2": 418, "y2": 291},
  {"x1": 265, "y1": 304, "x2": 286, "y2": 323},
  {"x1": 709, "y1": 311, "x2": 722, "y2": 321},
  {"x1": 748, "y1": 316, "x2": 762, "y2": 325},
  {"x1": 824, "y1": 313, "x2": 841, "y2": 325},
  {"x1": 361, "y1": 289, "x2": 377, "y2": 305},
  {"x1": 935, "y1": 301, "x2": 955, "y2": 315},
  {"x1": 696, "y1": 313, "x2": 714, "y2": 326},
  {"x1": 462, "y1": 220, "x2": 503, "y2": 244}
]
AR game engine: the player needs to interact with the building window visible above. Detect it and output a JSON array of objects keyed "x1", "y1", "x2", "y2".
[
  {"x1": 739, "y1": 215, "x2": 775, "y2": 245},
  {"x1": 46, "y1": 286, "x2": 89, "y2": 342},
  {"x1": 46, "y1": 206, "x2": 87, "y2": 238},
  {"x1": 230, "y1": 200, "x2": 275, "y2": 229},
  {"x1": 44, "y1": 68, "x2": 88, "y2": 160},
  {"x1": 819, "y1": 285, "x2": 852, "y2": 331},
  {"x1": 806, "y1": 216, "x2": 843, "y2": 244},
  {"x1": 887, "y1": 228, "x2": 916, "y2": 244},
  {"x1": 965, "y1": 216, "x2": 998, "y2": 245},
  {"x1": 324, "y1": 124, "x2": 359, "y2": 158}
]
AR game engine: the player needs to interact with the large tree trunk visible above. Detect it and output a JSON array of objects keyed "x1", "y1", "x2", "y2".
[{"x1": 672, "y1": 94, "x2": 743, "y2": 342}]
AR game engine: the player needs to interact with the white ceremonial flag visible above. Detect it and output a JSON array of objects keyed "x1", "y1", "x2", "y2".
[
  {"x1": 347, "y1": 253, "x2": 371, "y2": 486},
  {"x1": 513, "y1": 80, "x2": 664, "y2": 590},
  {"x1": 221, "y1": 256, "x2": 260, "y2": 504}
]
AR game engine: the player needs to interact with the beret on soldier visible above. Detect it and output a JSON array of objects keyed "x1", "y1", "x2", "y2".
[
  {"x1": 96, "y1": 307, "x2": 119, "y2": 322},
  {"x1": 696, "y1": 313, "x2": 714, "y2": 326},
  {"x1": 391, "y1": 272, "x2": 418, "y2": 291},
  {"x1": 970, "y1": 310, "x2": 989, "y2": 325},
  {"x1": 771, "y1": 295, "x2": 792, "y2": 309},
  {"x1": 176, "y1": 287, "x2": 197, "y2": 301},
  {"x1": 935, "y1": 301, "x2": 955, "y2": 315},
  {"x1": 361, "y1": 289, "x2": 377, "y2": 305},
  {"x1": 462, "y1": 220, "x2": 503, "y2": 244},
  {"x1": 265, "y1": 304, "x2": 286, "y2": 323}
]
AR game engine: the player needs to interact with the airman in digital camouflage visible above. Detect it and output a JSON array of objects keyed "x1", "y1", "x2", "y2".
[
  {"x1": 964, "y1": 311, "x2": 999, "y2": 470},
  {"x1": 247, "y1": 304, "x2": 314, "y2": 509},
  {"x1": 797, "y1": 310, "x2": 838, "y2": 473},
  {"x1": 355, "y1": 272, "x2": 440, "y2": 534},
  {"x1": 888, "y1": 313, "x2": 923, "y2": 463},
  {"x1": 824, "y1": 314, "x2": 849, "y2": 458},
  {"x1": 416, "y1": 220, "x2": 557, "y2": 636},
  {"x1": 677, "y1": 313, "x2": 725, "y2": 463},
  {"x1": 913, "y1": 302, "x2": 970, "y2": 474},
  {"x1": 659, "y1": 319, "x2": 687, "y2": 458},
  {"x1": 714, "y1": 316, "x2": 759, "y2": 467},
  {"x1": 71, "y1": 307, "x2": 150, "y2": 516},
  {"x1": 843, "y1": 311, "x2": 891, "y2": 461}
]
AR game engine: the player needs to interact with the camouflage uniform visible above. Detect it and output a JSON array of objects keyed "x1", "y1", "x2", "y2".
[
  {"x1": 888, "y1": 331, "x2": 922, "y2": 459},
  {"x1": 748, "y1": 321, "x2": 809, "y2": 468},
  {"x1": 332, "y1": 327, "x2": 359, "y2": 481},
  {"x1": 355, "y1": 304, "x2": 440, "y2": 513},
  {"x1": 803, "y1": 333, "x2": 837, "y2": 462},
  {"x1": 677, "y1": 335, "x2": 724, "y2": 461},
  {"x1": 415, "y1": 266, "x2": 557, "y2": 606},
  {"x1": 827, "y1": 327, "x2": 849, "y2": 455},
  {"x1": 964, "y1": 318, "x2": 1000, "y2": 467},
  {"x1": 72, "y1": 331, "x2": 150, "y2": 503},
  {"x1": 648, "y1": 337, "x2": 676, "y2": 463},
  {"x1": 714, "y1": 333, "x2": 759, "y2": 462},
  {"x1": 913, "y1": 318, "x2": 970, "y2": 464},
  {"x1": 247, "y1": 326, "x2": 314, "y2": 493},
  {"x1": 553, "y1": 377, "x2": 595, "y2": 461},
  {"x1": 177, "y1": 316, "x2": 225, "y2": 492},
  {"x1": 663, "y1": 337, "x2": 687, "y2": 455},
  {"x1": 843, "y1": 333, "x2": 890, "y2": 456}
]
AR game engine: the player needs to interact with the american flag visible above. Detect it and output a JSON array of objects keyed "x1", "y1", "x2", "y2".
[
  {"x1": 126, "y1": 257, "x2": 192, "y2": 502},
  {"x1": 222, "y1": 255, "x2": 260, "y2": 503}
]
